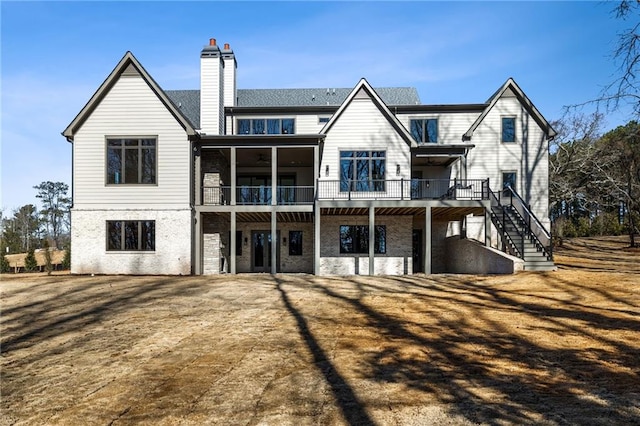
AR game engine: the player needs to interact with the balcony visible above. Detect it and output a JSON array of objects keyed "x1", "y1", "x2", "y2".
[
  {"x1": 201, "y1": 179, "x2": 489, "y2": 205},
  {"x1": 203, "y1": 185, "x2": 315, "y2": 205},
  {"x1": 317, "y1": 179, "x2": 490, "y2": 201}
]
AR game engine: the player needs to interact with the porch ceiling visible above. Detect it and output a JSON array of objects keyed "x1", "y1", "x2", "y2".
[
  {"x1": 321, "y1": 206, "x2": 485, "y2": 220},
  {"x1": 236, "y1": 211, "x2": 314, "y2": 223}
]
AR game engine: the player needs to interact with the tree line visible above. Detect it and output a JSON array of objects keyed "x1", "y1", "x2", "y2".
[
  {"x1": 550, "y1": 115, "x2": 639, "y2": 247},
  {"x1": 1, "y1": 181, "x2": 71, "y2": 272}
]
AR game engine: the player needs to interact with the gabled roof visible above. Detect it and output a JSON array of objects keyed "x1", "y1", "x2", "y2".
[
  {"x1": 319, "y1": 78, "x2": 417, "y2": 147},
  {"x1": 462, "y1": 78, "x2": 557, "y2": 141},
  {"x1": 166, "y1": 90, "x2": 200, "y2": 129},
  {"x1": 63, "y1": 52, "x2": 197, "y2": 140}
]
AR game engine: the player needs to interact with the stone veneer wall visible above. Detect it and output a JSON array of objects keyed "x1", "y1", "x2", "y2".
[
  {"x1": 202, "y1": 213, "x2": 229, "y2": 275},
  {"x1": 319, "y1": 215, "x2": 412, "y2": 275},
  {"x1": 71, "y1": 209, "x2": 192, "y2": 275}
]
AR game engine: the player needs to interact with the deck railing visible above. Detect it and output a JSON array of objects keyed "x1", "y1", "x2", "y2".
[
  {"x1": 202, "y1": 185, "x2": 314, "y2": 205},
  {"x1": 317, "y1": 179, "x2": 490, "y2": 201},
  {"x1": 202, "y1": 179, "x2": 489, "y2": 205}
]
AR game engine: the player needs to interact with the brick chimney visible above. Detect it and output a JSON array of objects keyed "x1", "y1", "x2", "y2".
[
  {"x1": 200, "y1": 38, "x2": 224, "y2": 135},
  {"x1": 221, "y1": 43, "x2": 237, "y2": 111}
]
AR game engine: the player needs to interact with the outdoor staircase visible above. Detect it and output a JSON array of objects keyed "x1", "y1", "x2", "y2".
[{"x1": 489, "y1": 189, "x2": 556, "y2": 272}]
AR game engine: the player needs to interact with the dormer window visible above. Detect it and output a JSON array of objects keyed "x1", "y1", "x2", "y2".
[
  {"x1": 237, "y1": 118, "x2": 295, "y2": 135},
  {"x1": 410, "y1": 119, "x2": 438, "y2": 144}
]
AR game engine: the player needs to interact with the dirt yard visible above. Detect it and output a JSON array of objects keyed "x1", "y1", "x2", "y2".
[{"x1": 1, "y1": 236, "x2": 639, "y2": 425}]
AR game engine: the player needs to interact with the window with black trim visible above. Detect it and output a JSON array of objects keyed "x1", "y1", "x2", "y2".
[
  {"x1": 289, "y1": 231, "x2": 302, "y2": 255},
  {"x1": 502, "y1": 117, "x2": 516, "y2": 143},
  {"x1": 107, "y1": 138, "x2": 156, "y2": 184},
  {"x1": 340, "y1": 151, "x2": 385, "y2": 191},
  {"x1": 237, "y1": 118, "x2": 295, "y2": 134},
  {"x1": 410, "y1": 119, "x2": 438, "y2": 144},
  {"x1": 107, "y1": 220, "x2": 155, "y2": 251},
  {"x1": 339, "y1": 225, "x2": 386, "y2": 254},
  {"x1": 318, "y1": 116, "x2": 330, "y2": 124}
]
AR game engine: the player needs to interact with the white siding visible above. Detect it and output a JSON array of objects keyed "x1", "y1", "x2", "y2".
[
  {"x1": 320, "y1": 98, "x2": 412, "y2": 185},
  {"x1": 73, "y1": 75, "x2": 191, "y2": 207},
  {"x1": 396, "y1": 112, "x2": 479, "y2": 145},
  {"x1": 223, "y1": 56, "x2": 236, "y2": 108},
  {"x1": 466, "y1": 95, "x2": 550, "y2": 224},
  {"x1": 201, "y1": 55, "x2": 223, "y2": 134}
]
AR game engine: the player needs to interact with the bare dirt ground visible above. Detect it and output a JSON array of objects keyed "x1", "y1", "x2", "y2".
[{"x1": 1, "y1": 236, "x2": 639, "y2": 425}]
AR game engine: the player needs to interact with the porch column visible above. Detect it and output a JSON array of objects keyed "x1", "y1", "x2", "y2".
[
  {"x1": 272, "y1": 147, "x2": 277, "y2": 206},
  {"x1": 194, "y1": 211, "x2": 202, "y2": 275},
  {"x1": 230, "y1": 147, "x2": 237, "y2": 205},
  {"x1": 313, "y1": 145, "x2": 319, "y2": 197},
  {"x1": 314, "y1": 206, "x2": 321, "y2": 275},
  {"x1": 369, "y1": 207, "x2": 375, "y2": 275},
  {"x1": 271, "y1": 211, "x2": 277, "y2": 274},
  {"x1": 195, "y1": 148, "x2": 201, "y2": 206},
  {"x1": 230, "y1": 211, "x2": 236, "y2": 274},
  {"x1": 424, "y1": 206, "x2": 432, "y2": 274}
]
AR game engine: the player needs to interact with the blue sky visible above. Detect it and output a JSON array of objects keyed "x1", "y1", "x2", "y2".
[{"x1": 1, "y1": 1, "x2": 635, "y2": 212}]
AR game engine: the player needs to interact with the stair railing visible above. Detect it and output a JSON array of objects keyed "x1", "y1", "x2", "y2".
[
  {"x1": 502, "y1": 186, "x2": 553, "y2": 260},
  {"x1": 489, "y1": 190, "x2": 525, "y2": 258}
]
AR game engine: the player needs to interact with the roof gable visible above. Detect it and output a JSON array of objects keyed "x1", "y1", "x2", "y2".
[
  {"x1": 63, "y1": 52, "x2": 196, "y2": 140},
  {"x1": 463, "y1": 78, "x2": 557, "y2": 141},
  {"x1": 320, "y1": 78, "x2": 416, "y2": 147}
]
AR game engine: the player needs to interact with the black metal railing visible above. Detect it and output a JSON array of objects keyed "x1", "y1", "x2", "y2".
[
  {"x1": 202, "y1": 185, "x2": 314, "y2": 205},
  {"x1": 317, "y1": 179, "x2": 489, "y2": 201},
  {"x1": 501, "y1": 186, "x2": 553, "y2": 259},
  {"x1": 490, "y1": 190, "x2": 525, "y2": 258}
]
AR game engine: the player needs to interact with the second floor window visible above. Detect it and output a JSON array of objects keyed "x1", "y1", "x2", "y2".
[
  {"x1": 410, "y1": 119, "x2": 438, "y2": 144},
  {"x1": 237, "y1": 118, "x2": 295, "y2": 134},
  {"x1": 502, "y1": 117, "x2": 516, "y2": 143},
  {"x1": 107, "y1": 138, "x2": 156, "y2": 184},
  {"x1": 340, "y1": 151, "x2": 385, "y2": 191}
]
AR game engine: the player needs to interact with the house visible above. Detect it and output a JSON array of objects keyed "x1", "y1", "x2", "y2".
[{"x1": 63, "y1": 38, "x2": 556, "y2": 276}]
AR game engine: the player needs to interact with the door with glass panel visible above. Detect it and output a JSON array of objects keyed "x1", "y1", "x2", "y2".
[{"x1": 252, "y1": 231, "x2": 280, "y2": 272}]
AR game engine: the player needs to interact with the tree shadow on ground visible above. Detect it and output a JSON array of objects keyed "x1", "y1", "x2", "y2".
[{"x1": 275, "y1": 272, "x2": 640, "y2": 425}]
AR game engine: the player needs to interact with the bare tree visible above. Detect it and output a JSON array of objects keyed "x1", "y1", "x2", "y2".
[{"x1": 600, "y1": 1, "x2": 640, "y2": 115}]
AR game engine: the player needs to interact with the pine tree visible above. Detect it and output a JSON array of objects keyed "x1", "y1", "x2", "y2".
[
  {"x1": 62, "y1": 244, "x2": 71, "y2": 270},
  {"x1": 24, "y1": 248, "x2": 37, "y2": 272},
  {"x1": 43, "y1": 239, "x2": 53, "y2": 275},
  {"x1": 0, "y1": 253, "x2": 10, "y2": 273}
]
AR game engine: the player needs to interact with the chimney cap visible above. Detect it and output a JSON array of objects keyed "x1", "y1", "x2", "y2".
[
  {"x1": 201, "y1": 38, "x2": 221, "y2": 56},
  {"x1": 209, "y1": 38, "x2": 217, "y2": 46}
]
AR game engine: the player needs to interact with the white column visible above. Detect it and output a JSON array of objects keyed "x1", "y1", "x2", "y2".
[
  {"x1": 425, "y1": 206, "x2": 432, "y2": 274},
  {"x1": 271, "y1": 211, "x2": 277, "y2": 274},
  {"x1": 230, "y1": 211, "x2": 236, "y2": 274},
  {"x1": 230, "y1": 147, "x2": 236, "y2": 205},
  {"x1": 369, "y1": 207, "x2": 375, "y2": 275}
]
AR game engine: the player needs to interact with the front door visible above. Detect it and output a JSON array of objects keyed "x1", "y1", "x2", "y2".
[
  {"x1": 412, "y1": 229, "x2": 423, "y2": 273},
  {"x1": 252, "y1": 231, "x2": 280, "y2": 272}
]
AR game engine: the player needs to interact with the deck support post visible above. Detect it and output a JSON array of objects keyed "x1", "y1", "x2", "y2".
[
  {"x1": 314, "y1": 206, "x2": 321, "y2": 275},
  {"x1": 369, "y1": 206, "x2": 375, "y2": 276},
  {"x1": 194, "y1": 211, "x2": 201, "y2": 275},
  {"x1": 425, "y1": 205, "x2": 432, "y2": 274},
  {"x1": 271, "y1": 211, "x2": 277, "y2": 274},
  {"x1": 230, "y1": 211, "x2": 236, "y2": 274}
]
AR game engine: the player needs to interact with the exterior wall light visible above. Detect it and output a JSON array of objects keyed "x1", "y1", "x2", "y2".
[
  {"x1": 325, "y1": 165, "x2": 329, "y2": 176},
  {"x1": 396, "y1": 164, "x2": 401, "y2": 176}
]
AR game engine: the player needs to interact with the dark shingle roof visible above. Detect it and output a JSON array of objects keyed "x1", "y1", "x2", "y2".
[
  {"x1": 165, "y1": 87, "x2": 421, "y2": 130},
  {"x1": 236, "y1": 87, "x2": 420, "y2": 107},
  {"x1": 166, "y1": 90, "x2": 200, "y2": 129}
]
